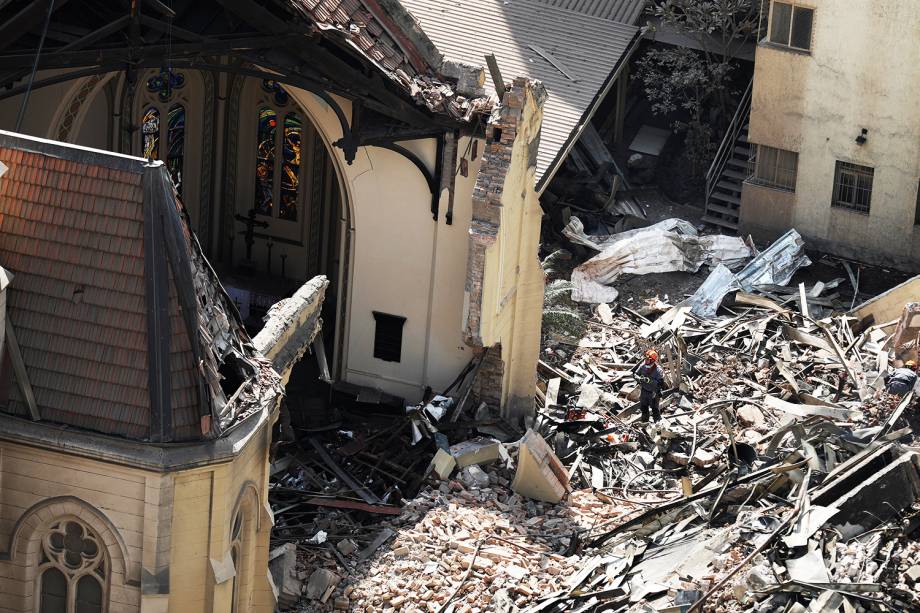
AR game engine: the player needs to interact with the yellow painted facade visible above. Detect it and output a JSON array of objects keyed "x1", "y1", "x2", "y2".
[
  {"x1": 740, "y1": 0, "x2": 920, "y2": 268},
  {"x1": 0, "y1": 408, "x2": 277, "y2": 613},
  {"x1": 476, "y1": 82, "x2": 547, "y2": 418}
]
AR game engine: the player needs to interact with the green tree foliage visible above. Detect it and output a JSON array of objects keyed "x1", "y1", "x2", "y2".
[
  {"x1": 542, "y1": 279, "x2": 586, "y2": 343},
  {"x1": 635, "y1": 0, "x2": 759, "y2": 178}
]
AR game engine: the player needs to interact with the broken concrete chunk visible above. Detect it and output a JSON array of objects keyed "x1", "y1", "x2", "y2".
[
  {"x1": 336, "y1": 538, "x2": 358, "y2": 556},
  {"x1": 511, "y1": 429, "x2": 571, "y2": 503},
  {"x1": 358, "y1": 528, "x2": 395, "y2": 560},
  {"x1": 268, "y1": 543, "x2": 302, "y2": 610},
  {"x1": 429, "y1": 448, "x2": 458, "y2": 480},
  {"x1": 306, "y1": 568, "x2": 341, "y2": 602},
  {"x1": 738, "y1": 405, "x2": 765, "y2": 428},
  {"x1": 449, "y1": 437, "x2": 502, "y2": 468},
  {"x1": 460, "y1": 464, "x2": 491, "y2": 489}
]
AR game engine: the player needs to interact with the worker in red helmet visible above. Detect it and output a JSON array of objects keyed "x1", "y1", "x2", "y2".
[
  {"x1": 636, "y1": 349, "x2": 666, "y2": 422},
  {"x1": 886, "y1": 359, "x2": 918, "y2": 397}
]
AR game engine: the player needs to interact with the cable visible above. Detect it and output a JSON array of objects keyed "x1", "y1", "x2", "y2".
[{"x1": 15, "y1": 0, "x2": 55, "y2": 132}]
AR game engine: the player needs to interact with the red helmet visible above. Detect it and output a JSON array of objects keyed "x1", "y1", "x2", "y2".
[
  {"x1": 645, "y1": 349, "x2": 659, "y2": 362},
  {"x1": 907, "y1": 359, "x2": 917, "y2": 369}
]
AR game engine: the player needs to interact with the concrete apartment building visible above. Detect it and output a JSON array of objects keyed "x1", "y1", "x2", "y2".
[{"x1": 739, "y1": 0, "x2": 920, "y2": 269}]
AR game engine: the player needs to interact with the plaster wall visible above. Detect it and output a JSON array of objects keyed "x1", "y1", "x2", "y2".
[
  {"x1": 0, "y1": 71, "x2": 75, "y2": 138},
  {"x1": 743, "y1": 0, "x2": 920, "y2": 268},
  {"x1": 286, "y1": 88, "x2": 478, "y2": 402},
  {"x1": 0, "y1": 416, "x2": 274, "y2": 613}
]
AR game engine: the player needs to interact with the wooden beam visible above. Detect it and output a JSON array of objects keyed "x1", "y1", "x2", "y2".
[
  {"x1": 5, "y1": 319, "x2": 40, "y2": 421},
  {"x1": 0, "y1": 0, "x2": 74, "y2": 53},
  {"x1": 0, "y1": 35, "x2": 295, "y2": 69}
]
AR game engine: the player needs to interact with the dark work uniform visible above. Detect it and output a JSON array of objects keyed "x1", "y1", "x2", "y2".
[
  {"x1": 637, "y1": 362, "x2": 665, "y2": 421},
  {"x1": 886, "y1": 367, "x2": 918, "y2": 397}
]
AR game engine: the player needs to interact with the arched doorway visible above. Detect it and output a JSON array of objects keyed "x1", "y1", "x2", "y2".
[{"x1": 221, "y1": 75, "x2": 349, "y2": 399}]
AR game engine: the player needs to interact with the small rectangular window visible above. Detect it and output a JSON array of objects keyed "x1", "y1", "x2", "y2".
[
  {"x1": 749, "y1": 144, "x2": 798, "y2": 191},
  {"x1": 832, "y1": 161, "x2": 874, "y2": 214},
  {"x1": 768, "y1": 1, "x2": 814, "y2": 51},
  {"x1": 372, "y1": 312, "x2": 406, "y2": 363},
  {"x1": 915, "y1": 180, "x2": 920, "y2": 226}
]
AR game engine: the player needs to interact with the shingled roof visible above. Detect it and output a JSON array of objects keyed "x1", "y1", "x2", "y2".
[
  {"x1": 0, "y1": 132, "x2": 280, "y2": 442},
  {"x1": 399, "y1": 0, "x2": 640, "y2": 188}
]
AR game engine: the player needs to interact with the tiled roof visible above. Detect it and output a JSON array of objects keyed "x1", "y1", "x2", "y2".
[
  {"x1": 0, "y1": 133, "x2": 274, "y2": 441},
  {"x1": 529, "y1": 0, "x2": 647, "y2": 24},
  {"x1": 399, "y1": 0, "x2": 639, "y2": 187}
]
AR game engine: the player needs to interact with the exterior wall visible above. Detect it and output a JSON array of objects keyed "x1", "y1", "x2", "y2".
[
  {"x1": 0, "y1": 414, "x2": 275, "y2": 613},
  {"x1": 741, "y1": 0, "x2": 920, "y2": 268},
  {"x1": 464, "y1": 78, "x2": 547, "y2": 422}
]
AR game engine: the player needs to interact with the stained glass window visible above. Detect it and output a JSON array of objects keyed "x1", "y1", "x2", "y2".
[
  {"x1": 146, "y1": 69, "x2": 186, "y2": 103},
  {"x1": 142, "y1": 107, "x2": 160, "y2": 160},
  {"x1": 261, "y1": 80, "x2": 290, "y2": 106},
  {"x1": 280, "y1": 113, "x2": 302, "y2": 221},
  {"x1": 166, "y1": 104, "x2": 186, "y2": 196},
  {"x1": 254, "y1": 107, "x2": 277, "y2": 216}
]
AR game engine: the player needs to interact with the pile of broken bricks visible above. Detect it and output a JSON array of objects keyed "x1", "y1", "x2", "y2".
[
  {"x1": 269, "y1": 259, "x2": 920, "y2": 611},
  {"x1": 295, "y1": 436, "x2": 642, "y2": 612}
]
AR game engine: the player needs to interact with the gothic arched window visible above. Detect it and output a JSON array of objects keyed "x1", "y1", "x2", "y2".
[
  {"x1": 230, "y1": 511, "x2": 243, "y2": 613},
  {"x1": 253, "y1": 81, "x2": 303, "y2": 222},
  {"x1": 37, "y1": 520, "x2": 107, "y2": 613},
  {"x1": 140, "y1": 69, "x2": 187, "y2": 196}
]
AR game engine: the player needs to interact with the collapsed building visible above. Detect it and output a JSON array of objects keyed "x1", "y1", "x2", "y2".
[{"x1": 0, "y1": 1, "x2": 642, "y2": 611}]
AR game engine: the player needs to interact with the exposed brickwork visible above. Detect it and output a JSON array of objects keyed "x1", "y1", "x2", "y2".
[
  {"x1": 472, "y1": 344, "x2": 504, "y2": 410},
  {"x1": 463, "y1": 77, "x2": 540, "y2": 347}
]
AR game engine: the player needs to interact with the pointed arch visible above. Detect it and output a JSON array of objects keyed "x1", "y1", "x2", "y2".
[{"x1": 4, "y1": 496, "x2": 132, "y2": 583}]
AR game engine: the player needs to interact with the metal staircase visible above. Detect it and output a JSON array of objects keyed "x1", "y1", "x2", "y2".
[{"x1": 702, "y1": 79, "x2": 753, "y2": 232}]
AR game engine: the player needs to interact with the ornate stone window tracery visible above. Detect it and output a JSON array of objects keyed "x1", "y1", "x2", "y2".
[{"x1": 37, "y1": 519, "x2": 108, "y2": 613}]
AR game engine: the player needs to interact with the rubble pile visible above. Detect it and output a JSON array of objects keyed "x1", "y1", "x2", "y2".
[
  {"x1": 523, "y1": 267, "x2": 920, "y2": 610},
  {"x1": 271, "y1": 233, "x2": 920, "y2": 611}
]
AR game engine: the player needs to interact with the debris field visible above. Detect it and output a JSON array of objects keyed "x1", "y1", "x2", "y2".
[{"x1": 268, "y1": 224, "x2": 920, "y2": 613}]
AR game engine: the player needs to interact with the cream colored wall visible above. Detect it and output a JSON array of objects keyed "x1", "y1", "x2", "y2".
[
  {"x1": 74, "y1": 88, "x2": 110, "y2": 150},
  {"x1": 286, "y1": 88, "x2": 478, "y2": 402},
  {"x1": 0, "y1": 418, "x2": 274, "y2": 613},
  {"x1": 0, "y1": 71, "x2": 74, "y2": 137},
  {"x1": 168, "y1": 420, "x2": 273, "y2": 613},
  {"x1": 0, "y1": 442, "x2": 145, "y2": 612},
  {"x1": 478, "y1": 87, "x2": 546, "y2": 418},
  {"x1": 745, "y1": 0, "x2": 920, "y2": 267}
]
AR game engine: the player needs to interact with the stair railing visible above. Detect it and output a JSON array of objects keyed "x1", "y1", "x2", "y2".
[{"x1": 705, "y1": 78, "x2": 754, "y2": 208}]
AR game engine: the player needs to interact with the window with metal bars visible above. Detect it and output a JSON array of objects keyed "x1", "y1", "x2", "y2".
[
  {"x1": 768, "y1": 1, "x2": 814, "y2": 51},
  {"x1": 373, "y1": 312, "x2": 406, "y2": 363},
  {"x1": 749, "y1": 144, "x2": 798, "y2": 191},
  {"x1": 831, "y1": 161, "x2": 874, "y2": 214}
]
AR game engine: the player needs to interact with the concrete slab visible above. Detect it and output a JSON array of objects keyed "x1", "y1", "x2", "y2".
[{"x1": 511, "y1": 429, "x2": 571, "y2": 503}]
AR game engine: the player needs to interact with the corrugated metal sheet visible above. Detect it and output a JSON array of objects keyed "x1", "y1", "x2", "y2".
[
  {"x1": 529, "y1": 0, "x2": 647, "y2": 24},
  {"x1": 0, "y1": 141, "x2": 201, "y2": 440},
  {"x1": 400, "y1": 0, "x2": 638, "y2": 185}
]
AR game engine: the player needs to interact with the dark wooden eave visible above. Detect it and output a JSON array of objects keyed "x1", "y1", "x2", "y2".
[{"x1": 0, "y1": 0, "x2": 464, "y2": 141}]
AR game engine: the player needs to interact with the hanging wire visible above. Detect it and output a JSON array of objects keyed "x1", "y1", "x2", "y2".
[{"x1": 15, "y1": 0, "x2": 56, "y2": 132}]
